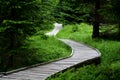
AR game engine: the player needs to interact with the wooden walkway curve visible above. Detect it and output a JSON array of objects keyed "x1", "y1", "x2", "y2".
[{"x1": 0, "y1": 23, "x2": 101, "y2": 80}]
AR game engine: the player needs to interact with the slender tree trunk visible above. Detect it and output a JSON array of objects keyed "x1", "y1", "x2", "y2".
[{"x1": 92, "y1": 0, "x2": 100, "y2": 38}]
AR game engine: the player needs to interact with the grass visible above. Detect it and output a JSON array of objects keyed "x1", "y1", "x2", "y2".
[
  {"x1": 28, "y1": 32, "x2": 71, "y2": 63},
  {"x1": 0, "y1": 29, "x2": 71, "y2": 72},
  {"x1": 46, "y1": 23, "x2": 120, "y2": 80}
]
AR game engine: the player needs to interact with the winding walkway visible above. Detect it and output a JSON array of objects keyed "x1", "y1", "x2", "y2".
[{"x1": 0, "y1": 23, "x2": 101, "y2": 80}]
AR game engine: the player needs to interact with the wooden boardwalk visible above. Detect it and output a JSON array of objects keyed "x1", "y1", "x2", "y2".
[
  {"x1": 0, "y1": 23, "x2": 101, "y2": 80},
  {"x1": 45, "y1": 23, "x2": 62, "y2": 36},
  {"x1": 0, "y1": 39, "x2": 101, "y2": 80}
]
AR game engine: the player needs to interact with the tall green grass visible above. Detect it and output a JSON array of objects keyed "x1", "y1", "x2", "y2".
[
  {"x1": 27, "y1": 32, "x2": 71, "y2": 63},
  {"x1": 0, "y1": 30, "x2": 71, "y2": 72},
  {"x1": 47, "y1": 23, "x2": 120, "y2": 80}
]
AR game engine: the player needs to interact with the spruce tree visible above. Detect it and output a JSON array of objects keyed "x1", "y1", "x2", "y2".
[{"x1": 0, "y1": 0, "x2": 41, "y2": 71}]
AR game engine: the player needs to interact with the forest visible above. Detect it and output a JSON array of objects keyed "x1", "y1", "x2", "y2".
[{"x1": 0, "y1": 0, "x2": 120, "y2": 80}]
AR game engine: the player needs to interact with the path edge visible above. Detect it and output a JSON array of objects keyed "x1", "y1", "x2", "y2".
[
  {"x1": 0, "y1": 39, "x2": 73, "y2": 76},
  {"x1": 45, "y1": 39, "x2": 101, "y2": 80}
]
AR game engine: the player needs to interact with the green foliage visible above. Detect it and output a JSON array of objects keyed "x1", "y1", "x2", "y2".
[
  {"x1": 100, "y1": 25, "x2": 120, "y2": 40},
  {"x1": 39, "y1": 0, "x2": 58, "y2": 29},
  {"x1": 0, "y1": 0, "x2": 71, "y2": 72},
  {"x1": 0, "y1": 30, "x2": 71, "y2": 71},
  {"x1": 72, "y1": 24, "x2": 79, "y2": 32},
  {"x1": 57, "y1": 23, "x2": 92, "y2": 41},
  {"x1": 53, "y1": 0, "x2": 91, "y2": 24},
  {"x1": 47, "y1": 63, "x2": 120, "y2": 80},
  {"x1": 47, "y1": 23, "x2": 120, "y2": 80},
  {"x1": 0, "y1": 0, "x2": 41, "y2": 71},
  {"x1": 111, "y1": 0, "x2": 120, "y2": 20},
  {"x1": 28, "y1": 33, "x2": 71, "y2": 62},
  {"x1": 53, "y1": 0, "x2": 120, "y2": 38},
  {"x1": 0, "y1": 0, "x2": 41, "y2": 49}
]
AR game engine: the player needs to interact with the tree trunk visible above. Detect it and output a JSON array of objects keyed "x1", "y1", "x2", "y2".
[
  {"x1": 92, "y1": 0, "x2": 100, "y2": 38},
  {"x1": 92, "y1": 21, "x2": 100, "y2": 38}
]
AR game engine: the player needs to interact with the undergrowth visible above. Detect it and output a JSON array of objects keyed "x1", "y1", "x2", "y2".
[
  {"x1": 46, "y1": 23, "x2": 120, "y2": 80},
  {"x1": 0, "y1": 30, "x2": 71, "y2": 72},
  {"x1": 28, "y1": 32, "x2": 71, "y2": 63}
]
